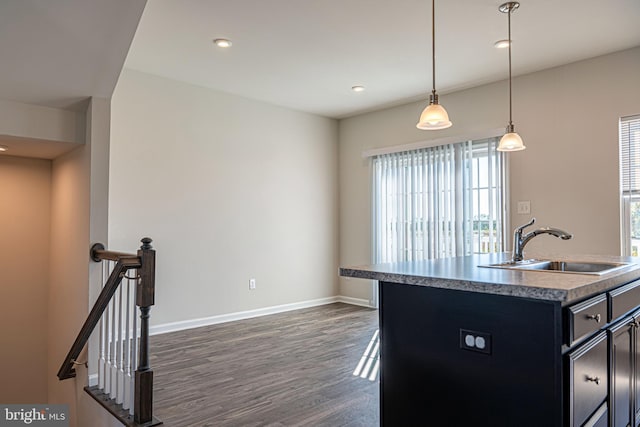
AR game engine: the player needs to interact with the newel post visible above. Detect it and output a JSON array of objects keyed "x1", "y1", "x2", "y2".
[{"x1": 134, "y1": 237, "x2": 155, "y2": 424}]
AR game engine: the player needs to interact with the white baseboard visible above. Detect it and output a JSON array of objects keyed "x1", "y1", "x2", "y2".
[
  {"x1": 150, "y1": 295, "x2": 374, "y2": 336},
  {"x1": 336, "y1": 295, "x2": 372, "y2": 307}
]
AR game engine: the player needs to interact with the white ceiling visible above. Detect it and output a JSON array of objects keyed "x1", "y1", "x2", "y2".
[
  {"x1": 125, "y1": 0, "x2": 640, "y2": 119},
  {"x1": 0, "y1": 1, "x2": 638, "y2": 121},
  {"x1": 0, "y1": 1, "x2": 146, "y2": 158},
  {"x1": 0, "y1": 0, "x2": 146, "y2": 110}
]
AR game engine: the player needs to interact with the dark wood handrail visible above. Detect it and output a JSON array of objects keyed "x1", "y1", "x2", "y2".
[
  {"x1": 90, "y1": 242, "x2": 141, "y2": 263},
  {"x1": 58, "y1": 242, "x2": 143, "y2": 380},
  {"x1": 57, "y1": 256, "x2": 139, "y2": 380},
  {"x1": 59, "y1": 238, "x2": 160, "y2": 426}
]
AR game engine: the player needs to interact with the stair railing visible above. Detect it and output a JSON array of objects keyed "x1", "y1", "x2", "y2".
[{"x1": 57, "y1": 238, "x2": 161, "y2": 426}]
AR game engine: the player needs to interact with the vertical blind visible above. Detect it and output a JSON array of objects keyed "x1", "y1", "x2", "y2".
[
  {"x1": 372, "y1": 137, "x2": 506, "y2": 263},
  {"x1": 621, "y1": 115, "x2": 640, "y2": 194},
  {"x1": 620, "y1": 114, "x2": 640, "y2": 256}
]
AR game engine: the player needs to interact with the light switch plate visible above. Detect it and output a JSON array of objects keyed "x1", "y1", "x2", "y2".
[{"x1": 517, "y1": 201, "x2": 531, "y2": 214}]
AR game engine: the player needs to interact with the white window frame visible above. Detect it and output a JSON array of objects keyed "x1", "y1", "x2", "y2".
[
  {"x1": 366, "y1": 130, "x2": 510, "y2": 307},
  {"x1": 620, "y1": 114, "x2": 640, "y2": 256}
]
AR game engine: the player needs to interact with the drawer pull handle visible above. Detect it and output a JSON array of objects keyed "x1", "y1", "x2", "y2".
[
  {"x1": 585, "y1": 314, "x2": 601, "y2": 323},
  {"x1": 585, "y1": 376, "x2": 600, "y2": 385}
]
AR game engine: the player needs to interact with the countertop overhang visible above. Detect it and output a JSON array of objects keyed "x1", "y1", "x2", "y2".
[{"x1": 340, "y1": 253, "x2": 640, "y2": 304}]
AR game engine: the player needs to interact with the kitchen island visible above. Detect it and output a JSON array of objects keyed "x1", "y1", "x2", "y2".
[{"x1": 341, "y1": 253, "x2": 640, "y2": 427}]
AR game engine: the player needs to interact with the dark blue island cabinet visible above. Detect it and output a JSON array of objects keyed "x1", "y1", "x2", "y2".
[{"x1": 378, "y1": 279, "x2": 640, "y2": 427}]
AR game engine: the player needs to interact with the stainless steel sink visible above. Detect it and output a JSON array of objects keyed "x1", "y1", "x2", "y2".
[{"x1": 481, "y1": 259, "x2": 632, "y2": 275}]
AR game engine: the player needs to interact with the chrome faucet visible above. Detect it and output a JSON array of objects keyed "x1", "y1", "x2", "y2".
[{"x1": 512, "y1": 218, "x2": 573, "y2": 262}]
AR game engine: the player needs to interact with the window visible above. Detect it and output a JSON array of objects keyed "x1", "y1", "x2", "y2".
[
  {"x1": 620, "y1": 115, "x2": 640, "y2": 256},
  {"x1": 372, "y1": 137, "x2": 507, "y2": 263}
]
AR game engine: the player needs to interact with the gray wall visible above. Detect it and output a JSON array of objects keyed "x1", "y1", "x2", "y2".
[
  {"x1": 110, "y1": 69, "x2": 339, "y2": 326},
  {"x1": 339, "y1": 47, "x2": 640, "y2": 300}
]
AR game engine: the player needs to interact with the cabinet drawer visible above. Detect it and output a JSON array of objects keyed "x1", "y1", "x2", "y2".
[
  {"x1": 610, "y1": 279, "x2": 640, "y2": 321},
  {"x1": 567, "y1": 332, "x2": 608, "y2": 427},
  {"x1": 567, "y1": 293, "x2": 607, "y2": 346}
]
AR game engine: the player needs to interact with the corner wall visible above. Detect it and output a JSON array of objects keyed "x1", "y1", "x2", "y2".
[
  {"x1": 47, "y1": 97, "x2": 116, "y2": 427},
  {"x1": 338, "y1": 47, "x2": 640, "y2": 300},
  {"x1": 110, "y1": 69, "x2": 339, "y2": 326}
]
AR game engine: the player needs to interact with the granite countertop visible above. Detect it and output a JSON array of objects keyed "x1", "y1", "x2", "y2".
[{"x1": 340, "y1": 253, "x2": 640, "y2": 304}]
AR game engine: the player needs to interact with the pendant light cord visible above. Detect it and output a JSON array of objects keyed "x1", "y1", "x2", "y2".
[
  {"x1": 507, "y1": 7, "x2": 513, "y2": 127},
  {"x1": 431, "y1": 0, "x2": 436, "y2": 95}
]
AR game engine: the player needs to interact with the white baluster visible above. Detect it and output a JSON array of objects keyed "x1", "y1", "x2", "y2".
[
  {"x1": 122, "y1": 274, "x2": 132, "y2": 410},
  {"x1": 98, "y1": 260, "x2": 107, "y2": 390},
  {"x1": 116, "y1": 279, "x2": 125, "y2": 404},
  {"x1": 104, "y1": 261, "x2": 112, "y2": 395},
  {"x1": 130, "y1": 279, "x2": 138, "y2": 416},
  {"x1": 110, "y1": 279, "x2": 118, "y2": 399}
]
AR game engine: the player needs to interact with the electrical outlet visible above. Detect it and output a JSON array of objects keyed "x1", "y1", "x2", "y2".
[
  {"x1": 249, "y1": 279, "x2": 256, "y2": 290},
  {"x1": 517, "y1": 200, "x2": 531, "y2": 214},
  {"x1": 460, "y1": 329, "x2": 492, "y2": 355}
]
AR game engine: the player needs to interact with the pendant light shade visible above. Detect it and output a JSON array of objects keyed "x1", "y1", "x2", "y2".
[
  {"x1": 497, "y1": 1, "x2": 525, "y2": 152},
  {"x1": 417, "y1": 94, "x2": 451, "y2": 130},
  {"x1": 498, "y1": 128, "x2": 525, "y2": 151},
  {"x1": 416, "y1": 0, "x2": 451, "y2": 130}
]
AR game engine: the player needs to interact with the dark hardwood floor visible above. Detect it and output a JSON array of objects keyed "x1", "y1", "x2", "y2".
[{"x1": 150, "y1": 303, "x2": 379, "y2": 426}]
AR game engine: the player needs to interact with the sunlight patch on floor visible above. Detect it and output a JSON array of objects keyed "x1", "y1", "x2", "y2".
[{"x1": 353, "y1": 329, "x2": 379, "y2": 381}]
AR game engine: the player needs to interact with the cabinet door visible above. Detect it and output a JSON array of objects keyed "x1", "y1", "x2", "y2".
[
  {"x1": 568, "y1": 332, "x2": 608, "y2": 427},
  {"x1": 609, "y1": 317, "x2": 634, "y2": 427},
  {"x1": 584, "y1": 402, "x2": 608, "y2": 427}
]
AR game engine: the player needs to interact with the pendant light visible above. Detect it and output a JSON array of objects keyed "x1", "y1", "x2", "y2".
[
  {"x1": 416, "y1": 0, "x2": 452, "y2": 130},
  {"x1": 497, "y1": 2, "x2": 525, "y2": 151}
]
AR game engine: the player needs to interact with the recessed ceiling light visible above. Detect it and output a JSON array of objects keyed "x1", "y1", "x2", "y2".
[
  {"x1": 494, "y1": 39, "x2": 511, "y2": 49},
  {"x1": 352, "y1": 85, "x2": 365, "y2": 92},
  {"x1": 213, "y1": 38, "x2": 232, "y2": 48},
  {"x1": 0, "y1": 145, "x2": 7, "y2": 152}
]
